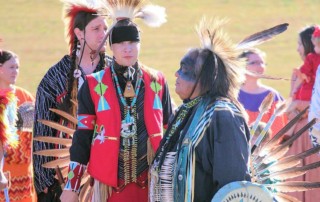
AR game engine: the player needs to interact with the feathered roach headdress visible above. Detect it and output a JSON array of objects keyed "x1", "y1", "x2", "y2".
[
  {"x1": 195, "y1": 17, "x2": 246, "y2": 101},
  {"x1": 91, "y1": 0, "x2": 167, "y2": 59},
  {"x1": 61, "y1": 0, "x2": 103, "y2": 54}
]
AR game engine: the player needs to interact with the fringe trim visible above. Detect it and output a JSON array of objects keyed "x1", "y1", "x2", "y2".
[
  {"x1": 147, "y1": 137, "x2": 155, "y2": 165},
  {"x1": 91, "y1": 179, "x2": 113, "y2": 202}
]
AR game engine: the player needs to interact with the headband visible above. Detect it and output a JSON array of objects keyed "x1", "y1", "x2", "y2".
[{"x1": 111, "y1": 26, "x2": 140, "y2": 44}]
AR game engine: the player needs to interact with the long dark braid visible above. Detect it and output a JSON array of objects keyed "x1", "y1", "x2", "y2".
[
  {"x1": 59, "y1": 11, "x2": 98, "y2": 116},
  {"x1": 98, "y1": 52, "x2": 106, "y2": 69},
  {"x1": 155, "y1": 106, "x2": 195, "y2": 169},
  {"x1": 59, "y1": 37, "x2": 78, "y2": 116}
]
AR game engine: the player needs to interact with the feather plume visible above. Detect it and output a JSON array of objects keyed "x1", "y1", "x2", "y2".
[
  {"x1": 250, "y1": 92, "x2": 274, "y2": 137},
  {"x1": 49, "y1": 108, "x2": 78, "y2": 124},
  {"x1": 136, "y1": 5, "x2": 167, "y2": 27},
  {"x1": 237, "y1": 23, "x2": 289, "y2": 49},
  {"x1": 33, "y1": 136, "x2": 72, "y2": 146},
  {"x1": 195, "y1": 17, "x2": 246, "y2": 100},
  {"x1": 251, "y1": 101, "x2": 287, "y2": 154},
  {"x1": 259, "y1": 92, "x2": 275, "y2": 113},
  {"x1": 259, "y1": 106, "x2": 309, "y2": 155},
  {"x1": 246, "y1": 70, "x2": 292, "y2": 81},
  {"x1": 266, "y1": 181, "x2": 320, "y2": 193},
  {"x1": 99, "y1": 0, "x2": 166, "y2": 27},
  {"x1": 33, "y1": 148, "x2": 70, "y2": 158},
  {"x1": 79, "y1": 177, "x2": 92, "y2": 202},
  {"x1": 267, "y1": 146, "x2": 320, "y2": 172},
  {"x1": 261, "y1": 161, "x2": 320, "y2": 181},
  {"x1": 261, "y1": 146, "x2": 290, "y2": 165},
  {"x1": 274, "y1": 192, "x2": 301, "y2": 202},
  {"x1": 42, "y1": 157, "x2": 70, "y2": 169},
  {"x1": 38, "y1": 119, "x2": 75, "y2": 135}
]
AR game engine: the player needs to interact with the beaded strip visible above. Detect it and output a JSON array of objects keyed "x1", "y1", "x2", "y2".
[{"x1": 64, "y1": 161, "x2": 87, "y2": 193}]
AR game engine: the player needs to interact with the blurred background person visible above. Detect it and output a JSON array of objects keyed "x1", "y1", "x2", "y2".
[
  {"x1": 305, "y1": 26, "x2": 320, "y2": 148},
  {"x1": 286, "y1": 25, "x2": 320, "y2": 202},
  {"x1": 0, "y1": 49, "x2": 36, "y2": 201},
  {"x1": 238, "y1": 48, "x2": 287, "y2": 136}
]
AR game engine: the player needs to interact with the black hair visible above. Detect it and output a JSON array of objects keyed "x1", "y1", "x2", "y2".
[{"x1": 299, "y1": 25, "x2": 316, "y2": 56}]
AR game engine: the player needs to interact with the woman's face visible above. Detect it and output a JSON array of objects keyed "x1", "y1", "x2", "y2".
[
  {"x1": 174, "y1": 52, "x2": 199, "y2": 100},
  {"x1": 111, "y1": 41, "x2": 140, "y2": 67},
  {"x1": 297, "y1": 36, "x2": 306, "y2": 61},
  {"x1": 246, "y1": 52, "x2": 266, "y2": 77},
  {"x1": 80, "y1": 16, "x2": 108, "y2": 52},
  {"x1": 0, "y1": 57, "x2": 19, "y2": 88}
]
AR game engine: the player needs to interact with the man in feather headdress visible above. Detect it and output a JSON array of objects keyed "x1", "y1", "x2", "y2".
[
  {"x1": 32, "y1": 0, "x2": 108, "y2": 201},
  {"x1": 149, "y1": 17, "x2": 251, "y2": 202},
  {"x1": 60, "y1": 0, "x2": 172, "y2": 201}
]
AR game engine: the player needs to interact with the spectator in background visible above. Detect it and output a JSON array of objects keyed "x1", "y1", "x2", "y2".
[
  {"x1": 0, "y1": 49, "x2": 36, "y2": 201},
  {"x1": 306, "y1": 26, "x2": 320, "y2": 148},
  {"x1": 238, "y1": 48, "x2": 286, "y2": 136},
  {"x1": 286, "y1": 25, "x2": 320, "y2": 202}
]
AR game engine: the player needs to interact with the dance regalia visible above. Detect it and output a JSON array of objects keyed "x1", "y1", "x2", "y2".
[
  {"x1": 149, "y1": 97, "x2": 251, "y2": 202},
  {"x1": 0, "y1": 87, "x2": 36, "y2": 202},
  {"x1": 32, "y1": 55, "x2": 105, "y2": 193},
  {"x1": 66, "y1": 62, "x2": 172, "y2": 202}
]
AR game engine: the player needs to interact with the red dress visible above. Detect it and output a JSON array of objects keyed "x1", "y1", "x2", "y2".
[{"x1": 295, "y1": 53, "x2": 320, "y2": 101}]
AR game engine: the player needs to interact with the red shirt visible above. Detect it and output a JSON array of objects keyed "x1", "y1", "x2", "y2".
[{"x1": 295, "y1": 53, "x2": 320, "y2": 101}]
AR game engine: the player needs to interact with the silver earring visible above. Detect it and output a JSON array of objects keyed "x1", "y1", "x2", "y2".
[{"x1": 76, "y1": 42, "x2": 81, "y2": 57}]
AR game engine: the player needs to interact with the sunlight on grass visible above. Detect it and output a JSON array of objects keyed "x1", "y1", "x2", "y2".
[{"x1": 1, "y1": 0, "x2": 319, "y2": 104}]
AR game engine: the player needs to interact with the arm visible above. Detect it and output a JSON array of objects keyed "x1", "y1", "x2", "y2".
[
  {"x1": 300, "y1": 54, "x2": 315, "y2": 82},
  {"x1": 209, "y1": 108, "x2": 251, "y2": 193},
  {"x1": 32, "y1": 75, "x2": 61, "y2": 193},
  {"x1": 0, "y1": 143, "x2": 8, "y2": 190},
  {"x1": 61, "y1": 81, "x2": 95, "y2": 202},
  {"x1": 309, "y1": 67, "x2": 320, "y2": 148},
  {"x1": 161, "y1": 81, "x2": 173, "y2": 127}
]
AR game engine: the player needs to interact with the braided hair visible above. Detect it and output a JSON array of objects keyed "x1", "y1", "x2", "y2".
[{"x1": 60, "y1": 11, "x2": 100, "y2": 115}]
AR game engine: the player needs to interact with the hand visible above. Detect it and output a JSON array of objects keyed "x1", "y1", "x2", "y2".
[
  {"x1": 296, "y1": 71, "x2": 310, "y2": 83},
  {"x1": 60, "y1": 190, "x2": 79, "y2": 202},
  {"x1": 16, "y1": 102, "x2": 35, "y2": 131},
  {"x1": 0, "y1": 171, "x2": 8, "y2": 190}
]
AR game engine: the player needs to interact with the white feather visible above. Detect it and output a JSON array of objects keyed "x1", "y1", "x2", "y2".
[{"x1": 136, "y1": 5, "x2": 167, "y2": 27}]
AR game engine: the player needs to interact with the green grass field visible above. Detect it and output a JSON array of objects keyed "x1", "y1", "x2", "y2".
[{"x1": 1, "y1": 0, "x2": 319, "y2": 104}]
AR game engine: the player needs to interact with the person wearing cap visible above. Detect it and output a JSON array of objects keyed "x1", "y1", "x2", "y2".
[
  {"x1": 60, "y1": 1, "x2": 172, "y2": 202},
  {"x1": 32, "y1": 0, "x2": 108, "y2": 200},
  {"x1": 149, "y1": 18, "x2": 251, "y2": 202}
]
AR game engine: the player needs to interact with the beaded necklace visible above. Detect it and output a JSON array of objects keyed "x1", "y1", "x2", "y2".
[
  {"x1": 155, "y1": 96, "x2": 202, "y2": 170},
  {"x1": 111, "y1": 63, "x2": 143, "y2": 125},
  {"x1": 111, "y1": 62, "x2": 143, "y2": 184}
]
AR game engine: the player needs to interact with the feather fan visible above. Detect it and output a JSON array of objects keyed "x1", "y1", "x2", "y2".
[{"x1": 259, "y1": 106, "x2": 309, "y2": 155}]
